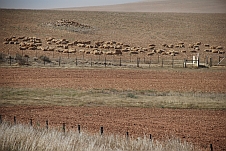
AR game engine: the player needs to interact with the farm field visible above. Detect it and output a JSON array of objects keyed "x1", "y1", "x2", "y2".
[
  {"x1": 0, "y1": 67, "x2": 226, "y2": 150},
  {"x1": 0, "y1": 4, "x2": 226, "y2": 151}
]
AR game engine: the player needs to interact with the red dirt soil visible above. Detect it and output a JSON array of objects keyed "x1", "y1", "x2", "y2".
[
  {"x1": 0, "y1": 106, "x2": 225, "y2": 151},
  {"x1": 0, "y1": 67, "x2": 226, "y2": 150},
  {"x1": 0, "y1": 67, "x2": 226, "y2": 93}
]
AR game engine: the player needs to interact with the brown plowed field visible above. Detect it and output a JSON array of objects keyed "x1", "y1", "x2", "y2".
[
  {"x1": 0, "y1": 106, "x2": 226, "y2": 151},
  {"x1": 0, "y1": 67, "x2": 226, "y2": 93},
  {"x1": 0, "y1": 67, "x2": 226, "y2": 150}
]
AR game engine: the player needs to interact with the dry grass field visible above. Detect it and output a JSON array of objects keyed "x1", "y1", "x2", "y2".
[{"x1": 0, "y1": 2, "x2": 226, "y2": 150}]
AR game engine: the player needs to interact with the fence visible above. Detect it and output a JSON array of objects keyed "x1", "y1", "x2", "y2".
[
  {"x1": 0, "y1": 115, "x2": 214, "y2": 151},
  {"x1": 2, "y1": 51, "x2": 223, "y2": 69}
]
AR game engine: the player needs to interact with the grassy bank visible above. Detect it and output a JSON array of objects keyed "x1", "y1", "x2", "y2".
[
  {"x1": 0, "y1": 122, "x2": 199, "y2": 151},
  {"x1": 0, "y1": 88, "x2": 225, "y2": 109}
]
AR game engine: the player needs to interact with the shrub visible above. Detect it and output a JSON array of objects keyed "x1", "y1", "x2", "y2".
[{"x1": 39, "y1": 55, "x2": 51, "y2": 63}]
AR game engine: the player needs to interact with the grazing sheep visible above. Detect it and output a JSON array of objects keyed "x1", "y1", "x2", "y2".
[
  {"x1": 219, "y1": 50, "x2": 225, "y2": 54},
  {"x1": 212, "y1": 49, "x2": 218, "y2": 53},
  {"x1": 19, "y1": 47, "x2": 27, "y2": 50},
  {"x1": 130, "y1": 51, "x2": 139, "y2": 54},
  {"x1": 217, "y1": 46, "x2": 223, "y2": 49},
  {"x1": 147, "y1": 52, "x2": 155, "y2": 56},
  {"x1": 190, "y1": 50, "x2": 197, "y2": 53}
]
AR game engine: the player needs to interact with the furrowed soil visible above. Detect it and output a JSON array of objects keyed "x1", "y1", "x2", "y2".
[{"x1": 0, "y1": 67, "x2": 226, "y2": 150}]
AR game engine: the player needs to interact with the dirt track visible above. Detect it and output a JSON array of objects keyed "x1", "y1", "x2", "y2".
[{"x1": 0, "y1": 67, "x2": 226, "y2": 150}]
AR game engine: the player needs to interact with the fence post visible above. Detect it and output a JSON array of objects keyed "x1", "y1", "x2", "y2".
[
  {"x1": 9, "y1": 56, "x2": 12, "y2": 66},
  {"x1": 137, "y1": 57, "x2": 140, "y2": 67},
  {"x1": 91, "y1": 58, "x2": 92, "y2": 67},
  {"x1": 184, "y1": 59, "x2": 187, "y2": 68},
  {"x1": 104, "y1": 57, "x2": 106, "y2": 68},
  {"x1": 209, "y1": 57, "x2": 212, "y2": 67},
  {"x1": 14, "y1": 116, "x2": 16, "y2": 124},
  {"x1": 100, "y1": 126, "x2": 103, "y2": 135},
  {"x1": 126, "y1": 132, "x2": 129, "y2": 139},
  {"x1": 0, "y1": 115, "x2": 2, "y2": 124},
  {"x1": 78, "y1": 125, "x2": 80, "y2": 133},
  {"x1": 46, "y1": 120, "x2": 48, "y2": 130},
  {"x1": 150, "y1": 134, "x2": 152, "y2": 140},
  {"x1": 63, "y1": 123, "x2": 65, "y2": 133},
  {"x1": 210, "y1": 144, "x2": 213, "y2": 151},
  {"x1": 30, "y1": 119, "x2": 33, "y2": 126},
  {"x1": 119, "y1": 57, "x2": 121, "y2": 66},
  {"x1": 172, "y1": 56, "x2": 174, "y2": 68}
]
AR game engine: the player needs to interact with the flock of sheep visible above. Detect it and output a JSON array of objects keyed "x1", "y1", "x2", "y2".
[{"x1": 3, "y1": 36, "x2": 225, "y2": 58}]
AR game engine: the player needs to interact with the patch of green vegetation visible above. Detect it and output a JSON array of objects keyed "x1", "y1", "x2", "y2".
[{"x1": 0, "y1": 88, "x2": 225, "y2": 110}]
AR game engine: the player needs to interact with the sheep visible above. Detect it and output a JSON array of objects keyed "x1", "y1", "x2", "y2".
[
  {"x1": 196, "y1": 42, "x2": 201, "y2": 45},
  {"x1": 130, "y1": 51, "x2": 139, "y2": 54},
  {"x1": 68, "y1": 49, "x2": 76, "y2": 53},
  {"x1": 114, "y1": 45, "x2": 122, "y2": 49},
  {"x1": 204, "y1": 44, "x2": 210, "y2": 47},
  {"x1": 147, "y1": 52, "x2": 155, "y2": 56},
  {"x1": 219, "y1": 50, "x2": 225, "y2": 54},
  {"x1": 212, "y1": 49, "x2": 218, "y2": 53},
  {"x1": 204, "y1": 49, "x2": 212, "y2": 52},
  {"x1": 216, "y1": 46, "x2": 223, "y2": 49},
  {"x1": 181, "y1": 50, "x2": 186, "y2": 53},
  {"x1": 19, "y1": 47, "x2": 27, "y2": 50}
]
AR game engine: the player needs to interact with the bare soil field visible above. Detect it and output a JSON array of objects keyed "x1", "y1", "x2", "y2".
[
  {"x1": 0, "y1": 106, "x2": 226, "y2": 151},
  {"x1": 0, "y1": 67, "x2": 226, "y2": 93},
  {"x1": 0, "y1": 67, "x2": 226, "y2": 150}
]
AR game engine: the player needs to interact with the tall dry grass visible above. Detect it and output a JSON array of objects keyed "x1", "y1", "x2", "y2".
[{"x1": 0, "y1": 122, "x2": 199, "y2": 151}]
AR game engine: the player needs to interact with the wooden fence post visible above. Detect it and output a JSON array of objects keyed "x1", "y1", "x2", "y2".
[
  {"x1": 119, "y1": 57, "x2": 121, "y2": 66},
  {"x1": 100, "y1": 126, "x2": 103, "y2": 135},
  {"x1": 14, "y1": 116, "x2": 16, "y2": 124},
  {"x1": 210, "y1": 144, "x2": 213, "y2": 151},
  {"x1": 104, "y1": 57, "x2": 106, "y2": 68},
  {"x1": 46, "y1": 120, "x2": 48, "y2": 130},
  {"x1": 137, "y1": 57, "x2": 140, "y2": 67},
  {"x1": 63, "y1": 123, "x2": 65, "y2": 133},
  {"x1": 150, "y1": 134, "x2": 152, "y2": 140},
  {"x1": 0, "y1": 115, "x2": 2, "y2": 124},
  {"x1": 78, "y1": 125, "x2": 80, "y2": 133},
  {"x1": 126, "y1": 132, "x2": 129, "y2": 139},
  {"x1": 184, "y1": 59, "x2": 187, "y2": 68},
  {"x1": 91, "y1": 58, "x2": 93, "y2": 67},
  {"x1": 209, "y1": 57, "x2": 212, "y2": 67}
]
